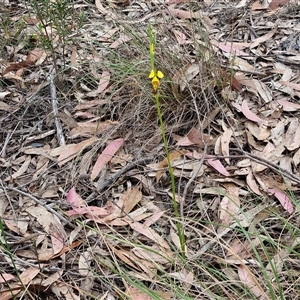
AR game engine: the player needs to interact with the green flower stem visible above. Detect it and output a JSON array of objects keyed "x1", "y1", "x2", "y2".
[
  {"x1": 148, "y1": 24, "x2": 185, "y2": 256},
  {"x1": 154, "y1": 92, "x2": 186, "y2": 255}
]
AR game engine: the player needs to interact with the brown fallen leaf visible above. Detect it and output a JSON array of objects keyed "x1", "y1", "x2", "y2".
[
  {"x1": 269, "y1": 0, "x2": 290, "y2": 10},
  {"x1": 268, "y1": 188, "x2": 294, "y2": 214},
  {"x1": 130, "y1": 222, "x2": 170, "y2": 250},
  {"x1": 156, "y1": 150, "x2": 188, "y2": 182},
  {"x1": 241, "y1": 100, "x2": 263, "y2": 123},
  {"x1": 6, "y1": 155, "x2": 31, "y2": 181},
  {"x1": 238, "y1": 264, "x2": 268, "y2": 299},
  {"x1": 91, "y1": 138, "x2": 124, "y2": 181},
  {"x1": 66, "y1": 187, "x2": 87, "y2": 210},
  {"x1": 97, "y1": 70, "x2": 110, "y2": 93},
  {"x1": 54, "y1": 137, "x2": 97, "y2": 167},
  {"x1": 221, "y1": 123, "x2": 232, "y2": 165},
  {"x1": 218, "y1": 184, "x2": 240, "y2": 232}
]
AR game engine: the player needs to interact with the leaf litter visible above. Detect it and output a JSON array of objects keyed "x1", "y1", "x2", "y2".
[{"x1": 1, "y1": 0, "x2": 300, "y2": 299}]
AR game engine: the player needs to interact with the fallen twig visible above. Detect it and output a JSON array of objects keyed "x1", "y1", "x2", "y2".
[
  {"x1": 86, "y1": 157, "x2": 153, "y2": 203},
  {"x1": 48, "y1": 69, "x2": 65, "y2": 146}
]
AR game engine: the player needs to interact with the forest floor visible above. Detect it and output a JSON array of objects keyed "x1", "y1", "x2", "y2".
[{"x1": 1, "y1": 0, "x2": 300, "y2": 299}]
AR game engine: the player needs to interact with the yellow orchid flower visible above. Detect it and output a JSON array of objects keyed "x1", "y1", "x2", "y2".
[
  {"x1": 149, "y1": 69, "x2": 164, "y2": 93},
  {"x1": 151, "y1": 76, "x2": 160, "y2": 92}
]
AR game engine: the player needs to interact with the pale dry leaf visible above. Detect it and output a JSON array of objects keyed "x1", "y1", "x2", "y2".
[
  {"x1": 268, "y1": 188, "x2": 294, "y2": 214},
  {"x1": 126, "y1": 287, "x2": 154, "y2": 300},
  {"x1": 168, "y1": 6, "x2": 202, "y2": 20},
  {"x1": 276, "y1": 99, "x2": 300, "y2": 111},
  {"x1": 49, "y1": 223, "x2": 64, "y2": 255},
  {"x1": 66, "y1": 206, "x2": 109, "y2": 217},
  {"x1": 26, "y1": 48, "x2": 44, "y2": 63},
  {"x1": 95, "y1": 0, "x2": 109, "y2": 14},
  {"x1": 54, "y1": 137, "x2": 97, "y2": 167},
  {"x1": 236, "y1": 204, "x2": 268, "y2": 228},
  {"x1": 293, "y1": 148, "x2": 300, "y2": 166},
  {"x1": 123, "y1": 249, "x2": 158, "y2": 278},
  {"x1": 221, "y1": 126, "x2": 232, "y2": 165},
  {"x1": 25, "y1": 206, "x2": 64, "y2": 235},
  {"x1": 78, "y1": 250, "x2": 93, "y2": 276},
  {"x1": 245, "y1": 121, "x2": 270, "y2": 141},
  {"x1": 270, "y1": 119, "x2": 286, "y2": 146},
  {"x1": 250, "y1": 28, "x2": 276, "y2": 49},
  {"x1": 241, "y1": 100, "x2": 263, "y2": 123},
  {"x1": 236, "y1": 0, "x2": 248, "y2": 8},
  {"x1": 69, "y1": 121, "x2": 114, "y2": 138},
  {"x1": 285, "y1": 118, "x2": 300, "y2": 150},
  {"x1": 175, "y1": 135, "x2": 194, "y2": 146},
  {"x1": 32, "y1": 155, "x2": 49, "y2": 180},
  {"x1": 211, "y1": 40, "x2": 251, "y2": 57},
  {"x1": 0, "y1": 273, "x2": 15, "y2": 284},
  {"x1": 269, "y1": 0, "x2": 290, "y2": 10},
  {"x1": 109, "y1": 34, "x2": 131, "y2": 49},
  {"x1": 130, "y1": 222, "x2": 170, "y2": 250},
  {"x1": 173, "y1": 29, "x2": 186, "y2": 44},
  {"x1": 156, "y1": 150, "x2": 188, "y2": 182},
  {"x1": 97, "y1": 70, "x2": 110, "y2": 93},
  {"x1": 0, "y1": 267, "x2": 41, "y2": 299},
  {"x1": 121, "y1": 185, "x2": 142, "y2": 215},
  {"x1": 66, "y1": 187, "x2": 86, "y2": 210},
  {"x1": 91, "y1": 138, "x2": 124, "y2": 181},
  {"x1": 188, "y1": 151, "x2": 230, "y2": 176},
  {"x1": 0, "y1": 195, "x2": 9, "y2": 218},
  {"x1": 0, "y1": 101, "x2": 10, "y2": 111},
  {"x1": 226, "y1": 238, "x2": 262, "y2": 260},
  {"x1": 233, "y1": 57, "x2": 255, "y2": 72},
  {"x1": 170, "y1": 228, "x2": 184, "y2": 252},
  {"x1": 219, "y1": 184, "x2": 240, "y2": 230},
  {"x1": 10, "y1": 155, "x2": 31, "y2": 180},
  {"x1": 70, "y1": 45, "x2": 77, "y2": 69},
  {"x1": 74, "y1": 99, "x2": 108, "y2": 110},
  {"x1": 254, "y1": 79, "x2": 272, "y2": 103},
  {"x1": 251, "y1": 0, "x2": 269, "y2": 10},
  {"x1": 132, "y1": 245, "x2": 171, "y2": 265},
  {"x1": 246, "y1": 171, "x2": 263, "y2": 196},
  {"x1": 279, "y1": 80, "x2": 300, "y2": 91},
  {"x1": 56, "y1": 282, "x2": 80, "y2": 300},
  {"x1": 20, "y1": 266, "x2": 40, "y2": 284},
  {"x1": 238, "y1": 264, "x2": 268, "y2": 299},
  {"x1": 266, "y1": 248, "x2": 289, "y2": 275},
  {"x1": 235, "y1": 74, "x2": 257, "y2": 95},
  {"x1": 0, "y1": 91, "x2": 10, "y2": 99},
  {"x1": 214, "y1": 135, "x2": 222, "y2": 155}
]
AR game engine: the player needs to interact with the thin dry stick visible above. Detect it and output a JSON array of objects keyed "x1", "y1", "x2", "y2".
[
  {"x1": 86, "y1": 157, "x2": 153, "y2": 202},
  {"x1": 229, "y1": 149, "x2": 300, "y2": 185},
  {"x1": 48, "y1": 69, "x2": 65, "y2": 146},
  {"x1": 5, "y1": 187, "x2": 75, "y2": 229}
]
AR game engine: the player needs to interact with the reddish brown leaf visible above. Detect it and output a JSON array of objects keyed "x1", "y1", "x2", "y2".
[
  {"x1": 269, "y1": 0, "x2": 290, "y2": 10},
  {"x1": 241, "y1": 100, "x2": 263, "y2": 123},
  {"x1": 230, "y1": 76, "x2": 242, "y2": 91},
  {"x1": 91, "y1": 138, "x2": 124, "y2": 181},
  {"x1": 268, "y1": 188, "x2": 294, "y2": 214}
]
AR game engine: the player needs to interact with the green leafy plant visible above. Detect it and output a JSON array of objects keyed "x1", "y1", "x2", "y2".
[{"x1": 28, "y1": 0, "x2": 85, "y2": 73}]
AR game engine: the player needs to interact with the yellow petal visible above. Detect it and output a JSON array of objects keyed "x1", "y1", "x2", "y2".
[
  {"x1": 149, "y1": 69, "x2": 155, "y2": 79},
  {"x1": 152, "y1": 76, "x2": 160, "y2": 91},
  {"x1": 157, "y1": 70, "x2": 164, "y2": 79}
]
